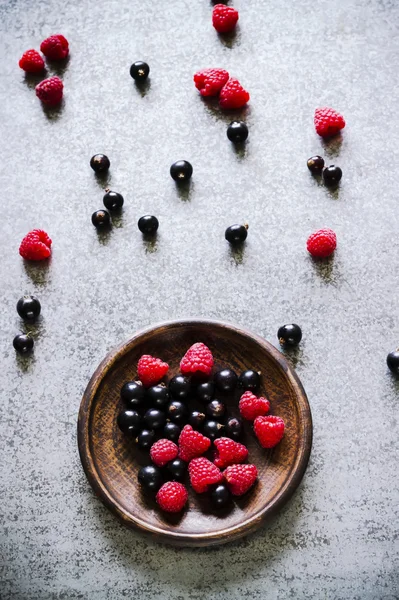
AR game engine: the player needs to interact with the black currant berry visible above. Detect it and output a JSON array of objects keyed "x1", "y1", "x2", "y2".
[
  {"x1": 307, "y1": 155, "x2": 325, "y2": 175},
  {"x1": 143, "y1": 408, "x2": 166, "y2": 430},
  {"x1": 238, "y1": 370, "x2": 261, "y2": 392},
  {"x1": 169, "y1": 375, "x2": 191, "y2": 400},
  {"x1": 322, "y1": 165, "x2": 342, "y2": 187},
  {"x1": 206, "y1": 400, "x2": 226, "y2": 420},
  {"x1": 16, "y1": 296, "x2": 41, "y2": 321},
  {"x1": 165, "y1": 458, "x2": 187, "y2": 482},
  {"x1": 224, "y1": 417, "x2": 243, "y2": 441},
  {"x1": 166, "y1": 401, "x2": 188, "y2": 425},
  {"x1": 163, "y1": 422, "x2": 181, "y2": 442},
  {"x1": 90, "y1": 154, "x2": 110, "y2": 173},
  {"x1": 130, "y1": 61, "x2": 150, "y2": 81},
  {"x1": 117, "y1": 409, "x2": 142, "y2": 436},
  {"x1": 138, "y1": 465, "x2": 163, "y2": 492},
  {"x1": 13, "y1": 334, "x2": 34, "y2": 354},
  {"x1": 211, "y1": 484, "x2": 232, "y2": 508},
  {"x1": 92, "y1": 209, "x2": 111, "y2": 228},
  {"x1": 103, "y1": 190, "x2": 124, "y2": 211},
  {"x1": 225, "y1": 224, "x2": 248, "y2": 245},
  {"x1": 138, "y1": 215, "x2": 159, "y2": 235},
  {"x1": 136, "y1": 429, "x2": 156, "y2": 450},
  {"x1": 170, "y1": 160, "x2": 193, "y2": 182},
  {"x1": 277, "y1": 323, "x2": 302, "y2": 347},
  {"x1": 203, "y1": 420, "x2": 223, "y2": 441},
  {"x1": 227, "y1": 121, "x2": 248, "y2": 143},
  {"x1": 214, "y1": 369, "x2": 238, "y2": 393},
  {"x1": 387, "y1": 350, "x2": 399, "y2": 374},
  {"x1": 146, "y1": 384, "x2": 169, "y2": 409},
  {"x1": 120, "y1": 381, "x2": 145, "y2": 409},
  {"x1": 189, "y1": 411, "x2": 206, "y2": 430},
  {"x1": 196, "y1": 381, "x2": 215, "y2": 404}
]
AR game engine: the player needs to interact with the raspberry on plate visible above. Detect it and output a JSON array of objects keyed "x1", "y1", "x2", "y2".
[
  {"x1": 156, "y1": 481, "x2": 188, "y2": 513},
  {"x1": 223, "y1": 464, "x2": 258, "y2": 496},
  {"x1": 212, "y1": 4, "x2": 239, "y2": 34},
  {"x1": 239, "y1": 391, "x2": 270, "y2": 421},
  {"x1": 193, "y1": 68, "x2": 229, "y2": 97},
  {"x1": 219, "y1": 78, "x2": 250, "y2": 110},
  {"x1": 40, "y1": 34, "x2": 69, "y2": 60},
  {"x1": 178, "y1": 424, "x2": 211, "y2": 462},
  {"x1": 213, "y1": 437, "x2": 248, "y2": 469},
  {"x1": 180, "y1": 342, "x2": 214, "y2": 377},
  {"x1": 314, "y1": 107, "x2": 345, "y2": 138},
  {"x1": 150, "y1": 439, "x2": 178, "y2": 467},
  {"x1": 307, "y1": 228, "x2": 337, "y2": 258},
  {"x1": 189, "y1": 457, "x2": 223, "y2": 493},
  {"x1": 19, "y1": 230, "x2": 52, "y2": 261},
  {"x1": 137, "y1": 355, "x2": 169, "y2": 388},
  {"x1": 254, "y1": 415, "x2": 285, "y2": 448},
  {"x1": 35, "y1": 76, "x2": 63, "y2": 106},
  {"x1": 19, "y1": 49, "x2": 45, "y2": 73}
]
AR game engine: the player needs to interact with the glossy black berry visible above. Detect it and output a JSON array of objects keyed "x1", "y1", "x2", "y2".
[
  {"x1": 163, "y1": 422, "x2": 181, "y2": 442},
  {"x1": 322, "y1": 165, "x2": 342, "y2": 187},
  {"x1": 143, "y1": 408, "x2": 166, "y2": 430},
  {"x1": 130, "y1": 61, "x2": 150, "y2": 81},
  {"x1": 214, "y1": 369, "x2": 238, "y2": 393},
  {"x1": 16, "y1": 296, "x2": 41, "y2": 321},
  {"x1": 90, "y1": 154, "x2": 110, "y2": 173},
  {"x1": 91, "y1": 209, "x2": 111, "y2": 228},
  {"x1": 170, "y1": 160, "x2": 193, "y2": 183},
  {"x1": 224, "y1": 417, "x2": 243, "y2": 441},
  {"x1": 203, "y1": 419, "x2": 223, "y2": 441},
  {"x1": 196, "y1": 381, "x2": 215, "y2": 404},
  {"x1": 225, "y1": 224, "x2": 248, "y2": 245},
  {"x1": 165, "y1": 458, "x2": 187, "y2": 482},
  {"x1": 211, "y1": 483, "x2": 232, "y2": 508},
  {"x1": 307, "y1": 155, "x2": 325, "y2": 175},
  {"x1": 387, "y1": 350, "x2": 399, "y2": 374},
  {"x1": 117, "y1": 409, "x2": 142, "y2": 436},
  {"x1": 169, "y1": 375, "x2": 191, "y2": 400},
  {"x1": 238, "y1": 370, "x2": 261, "y2": 392},
  {"x1": 166, "y1": 401, "x2": 188, "y2": 425},
  {"x1": 146, "y1": 384, "x2": 169, "y2": 409},
  {"x1": 189, "y1": 411, "x2": 206, "y2": 430},
  {"x1": 206, "y1": 400, "x2": 226, "y2": 420},
  {"x1": 278, "y1": 323, "x2": 302, "y2": 347},
  {"x1": 138, "y1": 215, "x2": 159, "y2": 235},
  {"x1": 13, "y1": 334, "x2": 34, "y2": 354},
  {"x1": 103, "y1": 190, "x2": 124, "y2": 211},
  {"x1": 120, "y1": 381, "x2": 145, "y2": 409},
  {"x1": 136, "y1": 429, "x2": 156, "y2": 450},
  {"x1": 138, "y1": 465, "x2": 163, "y2": 492},
  {"x1": 227, "y1": 121, "x2": 248, "y2": 143}
]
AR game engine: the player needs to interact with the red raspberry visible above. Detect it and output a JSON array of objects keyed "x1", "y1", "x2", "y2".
[
  {"x1": 223, "y1": 464, "x2": 258, "y2": 496},
  {"x1": 189, "y1": 457, "x2": 223, "y2": 493},
  {"x1": 254, "y1": 415, "x2": 285, "y2": 449},
  {"x1": 213, "y1": 437, "x2": 248, "y2": 469},
  {"x1": 212, "y1": 5, "x2": 239, "y2": 34},
  {"x1": 150, "y1": 439, "x2": 178, "y2": 467},
  {"x1": 18, "y1": 49, "x2": 45, "y2": 73},
  {"x1": 239, "y1": 391, "x2": 270, "y2": 421},
  {"x1": 178, "y1": 424, "x2": 211, "y2": 462},
  {"x1": 180, "y1": 342, "x2": 214, "y2": 377},
  {"x1": 307, "y1": 228, "x2": 337, "y2": 258},
  {"x1": 219, "y1": 78, "x2": 250, "y2": 110},
  {"x1": 314, "y1": 107, "x2": 345, "y2": 138},
  {"x1": 156, "y1": 481, "x2": 188, "y2": 513},
  {"x1": 137, "y1": 354, "x2": 169, "y2": 387},
  {"x1": 19, "y1": 230, "x2": 52, "y2": 261},
  {"x1": 193, "y1": 68, "x2": 229, "y2": 97},
  {"x1": 35, "y1": 77, "x2": 63, "y2": 106},
  {"x1": 40, "y1": 35, "x2": 69, "y2": 60}
]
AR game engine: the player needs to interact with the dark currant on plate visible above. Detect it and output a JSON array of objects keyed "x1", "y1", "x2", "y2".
[
  {"x1": 225, "y1": 224, "x2": 248, "y2": 245},
  {"x1": 196, "y1": 381, "x2": 215, "y2": 404},
  {"x1": 211, "y1": 483, "x2": 232, "y2": 508},
  {"x1": 206, "y1": 399, "x2": 226, "y2": 420},
  {"x1": 169, "y1": 375, "x2": 191, "y2": 400},
  {"x1": 165, "y1": 458, "x2": 187, "y2": 482},
  {"x1": 307, "y1": 155, "x2": 325, "y2": 175},
  {"x1": 103, "y1": 189, "x2": 124, "y2": 211},
  {"x1": 117, "y1": 409, "x2": 142, "y2": 436},
  {"x1": 224, "y1": 417, "x2": 243, "y2": 441},
  {"x1": 138, "y1": 465, "x2": 163, "y2": 492},
  {"x1": 90, "y1": 154, "x2": 110, "y2": 173},
  {"x1": 130, "y1": 61, "x2": 150, "y2": 81},
  {"x1": 387, "y1": 350, "x2": 399, "y2": 374},
  {"x1": 146, "y1": 384, "x2": 169, "y2": 409},
  {"x1": 13, "y1": 333, "x2": 34, "y2": 354},
  {"x1": 322, "y1": 165, "x2": 342, "y2": 187},
  {"x1": 166, "y1": 401, "x2": 188, "y2": 425},
  {"x1": 188, "y1": 410, "x2": 206, "y2": 430},
  {"x1": 170, "y1": 160, "x2": 193, "y2": 183},
  {"x1": 203, "y1": 419, "x2": 224, "y2": 441},
  {"x1": 214, "y1": 369, "x2": 238, "y2": 393},
  {"x1": 226, "y1": 121, "x2": 248, "y2": 143},
  {"x1": 138, "y1": 215, "x2": 159, "y2": 235},
  {"x1": 163, "y1": 422, "x2": 181, "y2": 442},
  {"x1": 136, "y1": 429, "x2": 156, "y2": 450},
  {"x1": 278, "y1": 323, "x2": 302, "y2": 347},
  {"x1": 92, "y1": 209, "x2": 111, "y2": 228},
  {"x1": 120, "y1": 380, "x2": 145, "y2": 409},
  {"x1": 16, "y1": 295, "x2": 41, "y2": 321},
  {"x1": 143, "y1": 408, "x2": 166, "y2": 430},
  {"x1": 238, "y1": 369, "x2": 261, "y2": 392}
]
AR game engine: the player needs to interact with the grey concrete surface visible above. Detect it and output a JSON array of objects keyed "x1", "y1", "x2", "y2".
[{"x1": 1, "y1": 0, "x2": 399, "y2": 598}]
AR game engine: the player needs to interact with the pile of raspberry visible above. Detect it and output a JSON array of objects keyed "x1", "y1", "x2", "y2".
[{"x1": 117, "y1": 343, "x2": 285, "y2": 514}]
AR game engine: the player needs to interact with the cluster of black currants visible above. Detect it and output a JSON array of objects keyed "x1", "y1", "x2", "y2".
[
  {"x1": 13, "y1": 295, "x2": 41, "y2": 354},
  {"x1": 307, "y1": 155, "x2": 342, "y2": 187}
]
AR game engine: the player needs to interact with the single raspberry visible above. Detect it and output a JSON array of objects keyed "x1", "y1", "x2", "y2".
[
  {"x1": 35, "y1": 76, "x2": 63, "y2": 106},
  {"x1": 239, "y1": 391, "x2": 270, "y2": 421},
  {"x1": 219, "y1": 78, "x2": 250, "y2": 110},
  {"x1": 137, "y1": 354, "x2": 169, "y2": 388},
  {"x1": 178, "y1": 424, "x2": 211, "y2": 462},
  {"x1": 180, "y1": 343, "x2": 214, "y2": 377},
  {"x1": 19, "y1": 230, "x2": 52, "y2": 261},
  {"x1": 307, "y1": 228, "x2": 337, "y2": 258},
  {"x1": 193, "y1": 68, "x2": 229, "y2": 97},
  {"x1": 314, "y1": 107, "x2": 345, "y2": 138},
  {"x1": 40, "y1": 34, "x2": 69, "y2": 60},
  {"x1": 189, "y1": 457, "x2": 223, "y2": 493},
  {"x1": 254, "y1": 415, "x2": 285, "y2": 448},
  {"x1": 156, "y1": 481, "x2": 188, "y2": 513},
  {"x1": 212, "y1": 5, "x2": 239, "y2": 34},
  {"x1": 150, "y1": 439, "x2": 178, "y2": 467},
  {"x1": 213, "y1": 437, "x2": 248, "y2": 469},
  {"x1": 18, "y1": 49, "x2": 45, "y2": 73},
  {"x1": 223, "y1": 464, "x2": 258, "y2": 496}
]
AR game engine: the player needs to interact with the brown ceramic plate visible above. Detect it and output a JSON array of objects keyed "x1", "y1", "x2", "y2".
[{"x1": 78, "y1": 319, "x2": 312, "y2": 547}]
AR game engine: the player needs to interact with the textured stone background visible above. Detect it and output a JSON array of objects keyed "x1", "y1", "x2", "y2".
[{"x1": 1, "y1": 0, "x2": 399, "y2": 598}]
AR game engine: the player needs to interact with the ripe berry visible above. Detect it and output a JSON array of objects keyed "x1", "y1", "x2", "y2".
[
  {"x1": 214, "y1": 369, "x2": 237, "y2": 393},
  {"x1": 120, "y1": 380, "x2": 145, "y2": 409},
  {"x1": 166, "y1": 401, "x2": 188, "y2": 425},
  {"x1": 189, "y1": 457, "x2": 223, "y2": 493},
  {"x1": 314, "y1": 107, "x2": 345, "y2": 138},
  {"x1": 206, "y1": 399, "x2": 226, "y2": 420},
  {"x1": 213, "y1": 437, "x2": 248, "y2": 469},
  {"x1": 227, "y1": 121, "x2": 248, "y2": 143},
  {"x1": 40, "y1": 34, "x2": 69, "y2": 60},
  {"x1": 19, "y1": 230, "x2": 52, "y2": 261},
  {"x1": 239, "y1": 391, "x2": 270, "y2": 421},
  {"x1": 219, "y1": 78, "x2": 250, "y2": 110},
  {"x1": 225, "y1": 224, "x2": 248, "y2": 245},
  {"x1": 117, "y1": 409, "x2": 142, "y2": 436},
  {"x1": 180, "y1": 343, "x2": 214, "y2": 377},
  {"x1": 223, "y1": 464, "x2": 258, "y2": 496},
  {"x1": 189, "y1": 411, "x2": 206, "y2": 430},
  {"x1": 307, "y1": 228, "x2": 337, "y2": 258},
  {"x1": 156, "y1": 481, "x2": 188, "y2": 513},
  {"x1": 138, "y1": 465, "x2": 163, "y2": 492},
  {"x1": 130, "y1": 61, "x2": 150, "y2": 81},
  {"x1": 254, "y1": 415, "x2": 285, "y2": 448},
  {"x1": 211, "y1": 483, "x2": 232, "y2": 508},
  {"x1": 203, "y1": 420, "x2": 223, "y2": 441},
  {"x1": 91, "y1": 209, "x2": 111, "y2": 228},
  {"x1": 178, "y1": 424, "x2": 211, "y2": 462},
  {"x1": 277, "y1": 324, "x2": 302, "y2": 347},
  {"x1": 143, "y1": 408, "x2": 166, "y2": 430},
  {"x1": 224, "y1": 417, "x2": 243, "y2": 441},
  {"x1": 193, "y1": 68, "x2": 229, "y2": 97},
  {"x1": 322, "y1": 165, "x2": 342, "y2": 187},
  {"x1": 387, "y1": 350, "x2": 399, "y2": 374},
  {"x1": 136, "y1": 429, "x2": 156, "y2": 450},
  {"x1": 238, "y1": 370, "x2": 260, "y2": 392},
  {"x1": 103, "y1": 190, "x2": 124, "y2": 211},
  {"x1": 150, "y1": 439, "x2": 178, "y2": 467},
  {"x1": 212, "y1": 4, "x2": 239, "y2": 34},
  {"x1": 170, "y1": 160, "x2": 193, "y2": 183},
  {"x1": 35, "y1": 76, "x2": 63, "y2": 106},
  {"x1": 165, "y1": 458, "x2": 187, "y2": 482},
  {"x1": 307, "y1": 155, "x2": 325, "y2": 175},
  {"x1": 13, "y1": 334, "x2": 34, "y2": 354},
  {"x1": 90, "y1": 154, "x2": 110, "y2": 173},
  {"x1": 137, "y1": 354, "x2": 169, "y2": 387},
  {"x1": 169, "y1": 375, "x2": 191, "y2": 400},
  {"x1": 19, "y1": 49, "x2": 45, "y2": 73},
  {"x1": 146, "y1": 384, "x2": 169, "y2": 409},
  {"x1": 163, "y1": 422, "x2": 181, "y2": 442},
  {"x1": 16, "y1": 296, "x2": 41, "y2": 321},
  {"x1": 138, "y1": 215, "x2": 159, "y2": 235},
  {"x1": 196, "y1": 381, "x2": 215, "y2": 404}
]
